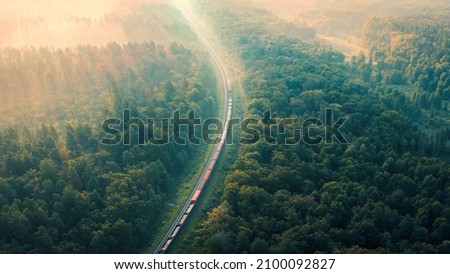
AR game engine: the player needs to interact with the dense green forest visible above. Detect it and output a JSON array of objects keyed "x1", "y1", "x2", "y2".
[
  {"x1": 0, "y1": 5, "x2": 218, "y2": 253},
  {"x1": 362, "y1": 15, "x2": 450, "y2": 102},
  {"x1": 1, "y1": 0, "x2": 449, "y2": 254},
  {"x1": 187, "y1": 0, "x2": 450, "y2": 253},
  {"x1": 290, "y1": 0, "x2": 448, "y2": 36}
]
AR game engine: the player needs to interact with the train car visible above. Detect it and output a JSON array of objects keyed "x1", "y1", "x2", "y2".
[
  {"x1": 213, "y1": 150, "x2": 220, "y2": 161},
  {"x1": 179, "y1": 214, "x2": 188, "y2": 226},
  {"x1": 222, "y1": 130, "x2": 228, "y2": 140},
  {"x1": 217, "y1": 142, "x2": 224, "y2": 152},
  {"x1": 200, "y1": 180, "x2": 207, "y2": 190},
  {"x1": 161, "y1": 239, "x2": 172, "y2": 252},
  {"x1": 170, "y1": 226, "x2": 181, "y2": 239},
  {"x1": 186, "y1": 204, "x2": 195, "y2": 215},
  {"x1": 209, "y1": 159, "x2": 216, "y2": 171},
  {"x1": 203, "y1": 169, "x2": 212, "y2": 183},
  {"x1": 191, "y1": 189, "x2": 202, "y2": 203},
  {"x1": 200, "y1": 176, "x2": 209, "y2": 189}
]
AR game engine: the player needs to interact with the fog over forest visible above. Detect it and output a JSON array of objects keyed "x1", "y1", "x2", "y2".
[{"x1": 0, "y1": 0, "x2": 167, "y2": 48}]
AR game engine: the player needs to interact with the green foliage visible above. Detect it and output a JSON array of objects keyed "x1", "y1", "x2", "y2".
[
  {"x1": 190, "y1": 0, "x2": 450, "y2": 254},
  {"x1": 0, "y1": 37, "x2": 217, "y2": 253},
  {"x1": 362, "y1": 15, "x2": 450, "y2": 105}
]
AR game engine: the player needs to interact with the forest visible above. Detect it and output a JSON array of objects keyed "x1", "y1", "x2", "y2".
[
  {"x1": 0, "y1": 0, "x2": 449, "y2": 254},
  {"x1": 362, "y1": 15, "x2": 450, "y2": 102},
  {"x1": 186, "y1": 0, "x2": 450, "y2": 253},
  {"x1": 0, "y1": 3, "x2": 217, "y2": 253}
]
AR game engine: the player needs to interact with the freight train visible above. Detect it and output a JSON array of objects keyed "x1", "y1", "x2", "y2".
[{"x1": 160, "y1": 94, "x2": 233, "y2": 253}]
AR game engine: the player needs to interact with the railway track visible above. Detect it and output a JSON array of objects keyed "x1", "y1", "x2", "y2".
[{"x1": 153, "y1": 5, "x2": 232, "y2": 254}]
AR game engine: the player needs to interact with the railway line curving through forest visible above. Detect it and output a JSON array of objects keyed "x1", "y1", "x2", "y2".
[{"x1": 153, "y1": 7, "x2": 232, "y2": 254}]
